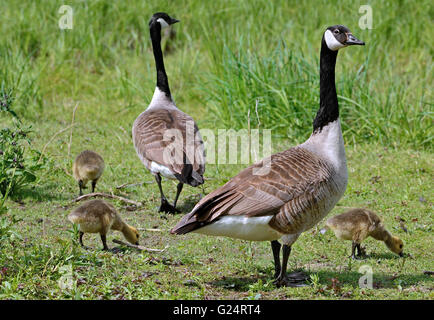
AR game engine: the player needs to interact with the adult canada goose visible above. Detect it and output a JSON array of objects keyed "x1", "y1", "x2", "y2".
[
  {"x1": 132, "y1": 12, "x2": 205, "y2": 214},
  {"x1": 68, "y1": 199, "x2": 140, "y2": 250},
  {"x1": 171, "y1": 25, "x2": 364, "y2": 287},
  {"x1": 73, "y1": 150, "x2": 105, "y2": 196},
  {"x1": 322, "y1": 208, "x2": 404, "y2": 259}
]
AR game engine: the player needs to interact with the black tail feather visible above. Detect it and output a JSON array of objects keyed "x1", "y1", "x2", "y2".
[
  {"x1": 174, "y1": 160, "x2": 204, "y2": 187},
  {"x1": 170, "y1": 213, "x2": 205, "y2": 234}
]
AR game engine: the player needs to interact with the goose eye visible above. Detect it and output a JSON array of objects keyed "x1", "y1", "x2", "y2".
[{"x1": 334, "y1": 29, "x2": 340, "y2": 34}]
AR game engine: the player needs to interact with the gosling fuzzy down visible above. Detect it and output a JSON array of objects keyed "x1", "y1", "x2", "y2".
[
  {"x1": 68, "y1": 199, "x2": 140, "y2": 250},
  {"x1": 73, "y1": 150, "x2": 105, "y2": 196},
  {"x1": 322, "y1": 208, "x2": 404, "y2": 259}
]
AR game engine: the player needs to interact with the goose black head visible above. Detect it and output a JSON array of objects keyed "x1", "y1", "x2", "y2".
[
  {"x1": 324, "y1": 25, "x2": 365, "y2": 51},
  {"x1": 149, "y1": 12, "x2": 180, "y2": 29}
]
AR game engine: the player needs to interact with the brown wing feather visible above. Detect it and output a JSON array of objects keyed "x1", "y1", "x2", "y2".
[
  {"x1": 133, "y1": 108, "x2": 205, "y2": 185},
  {"x1": 171, "y1": 147, "x2": 336, "y2": 235}
]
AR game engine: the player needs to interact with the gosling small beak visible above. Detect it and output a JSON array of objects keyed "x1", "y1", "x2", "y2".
[
  {"x1": 346, "y1": 34, "x2": 365, "y2": 46},
  {"x1": 399, "y1": 252, "x2": 404, "y2": 257},
  {"x1": 135, "y1": 242, "x2": 139, "y2": 245}
]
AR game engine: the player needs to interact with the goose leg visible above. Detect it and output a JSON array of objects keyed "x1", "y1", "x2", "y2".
[
  {"x1": 173, "y1": 182, "x2": 184, "y2": 210},
  {"x1": 274, "y1": 244, "x2": 291, "y2": 287},
  {"x1": 274, "y1": 245, "x2": 308, "y2": 287},
  {"x1": 271, "y1": 240, "x2": 281, "y2": 279},
  {"x1": 155, "y1": 174, "x2": 178, "y2": 214}
]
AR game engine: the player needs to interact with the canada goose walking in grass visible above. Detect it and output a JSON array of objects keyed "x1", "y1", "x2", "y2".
[
  {"x1": 73, "y1": 150, "x2": 105, "y2": 196},
  {"x1": 322, "y1": 208, "x2": 404, "y2": 259},
  {"x1": 132, "y1": 13, "x2": 205, "y2": 214},
  {"x1": 171, "y1": 25, "x2": 364, "y2": 287},
  {"x1": 68, "y1": 199, "x2": 140, "y2": 250}
]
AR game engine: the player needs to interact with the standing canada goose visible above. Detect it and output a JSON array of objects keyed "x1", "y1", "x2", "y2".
[
  {"x1": 73, "y1": 150, "x2": 105, "y2": 196},
  {"x1": 322, "y1": 208, "x2": 404, "y2": 259},
  {"x1": 171, "y1": 25, "x2": 364, "y2": 287},
  {"x1": 68, "y1": 199, "x2": 140, "y2": 250},
  {"x1": 132, "y1": 12, "x2": 205, "y2": 214}
]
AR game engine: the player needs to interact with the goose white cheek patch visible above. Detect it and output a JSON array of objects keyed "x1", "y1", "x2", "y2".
[
  {"x1": 324, "y1": 30, "x2": 346, "y2": 51},
  {"x1": 157, "y1": 18, "x2": 169, "y2": 29}
]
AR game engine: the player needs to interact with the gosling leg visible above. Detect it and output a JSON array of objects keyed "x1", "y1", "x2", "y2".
[
  {"x1": 100, "y1": 234, "x2": 109, "y2": 251},
  {"x1": 78, "y1": 231, "x2": 91, "y2": 250},
  {"x1": 78, "y1": 180, "x2": 84, "y2": 196},
  {"x1": 351, "y1": 241, "x2": 359, "y2": 260},
  {"x1": 356, "y1": 243, "x2": 364, "y2": 258},
  {"x1": 91, "y1": 180, "x2": 97, "y2": 193},
  {"x1": 79, "y1": 231, "x2": 85, "y2": 247}
]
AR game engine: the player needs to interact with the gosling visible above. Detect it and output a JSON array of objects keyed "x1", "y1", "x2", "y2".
[
  {"x1": 322, "y1": 208, "x2": 404, "y2": 259},
  {"x1": 68, "y1": 199, "x2": 140, "y2": 250},
  {"x1": 73, "y1": 150, "x2": 105, "y2": 196}
]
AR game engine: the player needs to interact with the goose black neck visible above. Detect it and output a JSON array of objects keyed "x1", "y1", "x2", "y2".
[
  {"x1": 313, "y1": 37, "x2": 339, "y2": 133},
  {"x1": 150, "y1": 22, "x2": 171, "y2": 98}
]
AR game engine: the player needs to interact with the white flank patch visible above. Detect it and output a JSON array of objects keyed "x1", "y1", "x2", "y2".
[
  {"x1": 150, "y1": 161, "x2": 176, "y2": 179},
  {"x1": 194, "y1": 215, "x2": 283, "y2": 241},
  {"x1": 324, "y1": 30, "x2": 346, "y2": 51},
  {"x1": 157, "y1": 18, "x2": 169, "y2": 29}
]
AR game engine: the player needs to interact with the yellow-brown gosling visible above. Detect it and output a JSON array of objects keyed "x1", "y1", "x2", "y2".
[
  {"x1": 68, "y1": 199, "x2": 140, "y2": 250},
  {"x1": 73, "y1": 150, "x2": 105, "y2": 196},
  {"x1": 323, "y1": 208, "x2": 404, "y2": 259}
]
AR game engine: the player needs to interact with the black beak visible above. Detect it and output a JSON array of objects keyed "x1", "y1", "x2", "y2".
[
  {"x1": 346, "y1": 34, "x2": 365, "y2": 46},
  {"x1": 170, "y1": 18, "x2": 180, "y2": 25},
  {"x1": 399, "y1": 252, "x2": 404, "y2": 257},
  {"x1": 135, "y1": 242, "x2": 139, "y2": 245}
]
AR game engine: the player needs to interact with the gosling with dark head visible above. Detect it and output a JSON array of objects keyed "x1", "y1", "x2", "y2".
[
  {"x1": 73, "y1": 150, "x2": 105, "y2": 196},
  {"x1": 322, "y1": 208, "x2": 404, "y2": 259},
  {"x1": 68, "y1": 199, "x2": 140, "y2": 250}
]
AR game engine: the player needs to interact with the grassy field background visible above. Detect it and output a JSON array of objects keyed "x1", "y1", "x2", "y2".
[{"x1": 0, "y1": 0, "x2": 432, "y2": 299}]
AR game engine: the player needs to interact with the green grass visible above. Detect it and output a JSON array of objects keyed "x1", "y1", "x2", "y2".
[
  {"x1": 0, "y1": 144, "x2": 432, "y2": 299},
  {"x1": 1, "y1": 0, "x2": 432, "y2": 147},
  {"x1": 0, "y1": 0, "x2": 433, "y2": 299}
]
